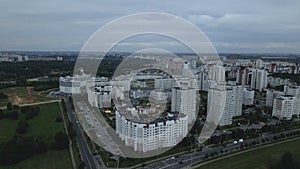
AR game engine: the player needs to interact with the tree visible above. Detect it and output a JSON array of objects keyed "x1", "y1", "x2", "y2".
[
  {"x1": 262, "y1": 125, "x2": 271, "y2": 133},
  {"x1": 78, "y1": 161, "x2": 85, "y2": 169},
  {"x1": 7, "y1": 111, "x2": 19, "y2": 120},
  {"x1": 24, "y1": 106, "x2": 40, "y2": 120},
  {"x1": 0, "y1": 92, "x2": 7, "y2": 100},
  {"x1": 52, "y1": 131, "x2": 69, "y2": 150},
  {"x1": 55, "y1": 116, "x2": 63, "y2": 122},
  {"x1": 31, "y1": 106, "x2": 40, "y2": 114},
  {"x1": 36, "y1": 140, "x2": 47, "y2": 154},
  {"x1": 21, "y1": 106, "x2": 30, "y2": 114},
  {"x1": 7, "y1": 102, "x2": 13, "y2": 110},
  {"x1": 0, "y1": 135, "x2": 36, "y2": 165},
  {"x1": 0, "y1": 110, "x2": 5, "y2": 119},
  {"x1": 67, "y1": 123, "x2": 76, "y2": 139},
  {"x1": 16, "y1": 120, "x2": 29, "y2": 134}
]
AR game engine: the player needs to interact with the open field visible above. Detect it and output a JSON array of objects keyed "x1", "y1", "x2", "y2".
[
  {"x1": 0, "y1": 102, "x2": 64, "y2": 144},
  {"x1": 0, "y1": 102, "x2": 72, "y2": 168},
  {"x1": 25, "y1": 102, "x2": 65, "y2": 143},
  {"x1": 0, "y1": 150, "x2": 72, "y2": 169},
  {"x1": 195, "y1": 137, "x2": 300, "y2": 169},
  {"x1": 0, "y1": 118, "x2": 18, "y2": 144},
  {"x1": 0, "y1": 86, "x2": 55, "y2": 108}
]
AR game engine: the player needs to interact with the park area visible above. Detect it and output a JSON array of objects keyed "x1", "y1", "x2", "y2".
[{"x1": 0, "y1": 102, "x2": 72, "y2": 169}]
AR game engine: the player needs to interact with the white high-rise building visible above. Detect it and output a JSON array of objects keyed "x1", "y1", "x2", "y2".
[
  {"x1": 250, "y1": 68, "x2": 268, "y2": 92},
  {"x1": 154, "y1": 78, "x2": 175, "y2": 90},
  {"x1": 207, "y1": 64, "x2": 228, "y2": 125},
  {"x1": 236, "y1": 67, "x2": 249, "y2": 86},
  {"x1": 196, "y1": 70, "x2": 210, "y2": 92},
  {"x1": 208, "y1": 83, "x2": 243, "y2": 126},
  {"x1": 272, "y1": 96, "x2": 297, "y2": 119},
  {"x1": 116, "y1": 111, "x2": 188, "y2": 152},
  {"x1": 284, "y1": 85, "x2": 300, "y2": 96},
  {"x1": 171, "y1": 86, "x2": 197, "y2": 124},
  {"x1": 255, "y1": 59, "x2": 263, "y2": 69},
  {"x1": 243, "y1": 88, "x2": 254, "y2": 105},
  {"x1": 284, "y1": 85, "x2": 300, "y2": 115},
  {"x1": 87, "y1": 85, "x2": 112, "y2": 108},
  {"x1": 266, "y1": 89, "x2": 283, "y2": 107},
  {"x1": 207, "y1": 82, "x2": 226, "y2": 124},
  {"x1": 208, "y1": 64, "x2": 226, "y2": 83},
  {"x1": 227, "y1": 84, "x2": 243, "y2": 117},
  {"x1": 267, "y1": 76, "x2": 293, "y2": 87},
  {"x1": 24, "y1": 55, "x2": 29, "y2": 61}
]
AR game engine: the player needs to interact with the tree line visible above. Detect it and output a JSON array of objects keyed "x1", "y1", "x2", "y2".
[{"x1": 0, "y1": 131, "x2": 69, "y2": 165}]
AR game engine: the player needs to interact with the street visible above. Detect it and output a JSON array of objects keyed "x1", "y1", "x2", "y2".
[{"x1": 64, "y1": 99, "x2": 100, "y2": 169}]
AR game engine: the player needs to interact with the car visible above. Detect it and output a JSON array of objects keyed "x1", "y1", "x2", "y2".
[
  {"x1": 233, "y1": 141, "x2": 238, "y2": 144},
  {"x1": 178, "y1": 161, "x2": 183, "y2": 164}
]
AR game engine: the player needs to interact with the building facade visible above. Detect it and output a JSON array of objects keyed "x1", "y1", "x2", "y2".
[
  {"x1": 116, "y1": 111, "x2": 188, "y2": 152},
  {"x1": 250, "y1": 68, "x2": 268, "y2": 92},
  {"x1": 208, "y1": 83, "x2": 243, "y2": 126},
  {"x1": 59, "y1": 74, "x2": 91, "y2": 94},
  {"x1": 171, "y1": 86, "x2": 197, "y2": 124},
  {"x1": 272, "y1": 96, "x2": 296, "y2": 119},
  {"x1": 266, "y1": 89, "x2": 283, "y2": 107},
  {"x1": 243, "y1": 88, "x2": 254, "y2": 105}
]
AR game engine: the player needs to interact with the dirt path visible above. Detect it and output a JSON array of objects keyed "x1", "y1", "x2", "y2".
[
  {"x1": 37, "y1": 88, "x2": 58, "y2": 95},
  {"x1": 18, "y1": 100, "x2": 60, "y2": 107},
  {"x1": 0, "y1": 100, "x2": 60, "y2": 109}
]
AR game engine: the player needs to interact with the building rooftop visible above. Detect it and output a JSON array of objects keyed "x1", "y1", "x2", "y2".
[{"x1": 117, "y1": 106, "x2": 185, "y2": 124}]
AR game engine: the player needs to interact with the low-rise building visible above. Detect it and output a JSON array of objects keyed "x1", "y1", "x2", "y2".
[{"x1": 59, "y1": 74, "x2": 91, "y2": 94}]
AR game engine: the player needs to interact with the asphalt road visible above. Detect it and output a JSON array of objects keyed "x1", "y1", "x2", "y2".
[
  {"x1": 64, "y1": 99, "x2": 99, "y2": 169},
  {"x1": 141, "y1": 129, "x2": 300, "y2": 169},
  {"x1": 64, "y1": 98, "x2": 299, "y2": 169}
]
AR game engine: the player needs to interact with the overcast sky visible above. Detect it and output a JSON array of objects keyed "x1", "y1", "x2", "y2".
[{"x1": 0, "y1": 0, "x2": 300, "y2": 53}]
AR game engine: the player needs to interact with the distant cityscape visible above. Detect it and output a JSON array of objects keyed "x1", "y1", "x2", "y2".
[
  {"x1": 56, "y1": 53, "x2": 300, "y2": 158},
  {"x1": 1, "y1": 52, "x2": 300, "y2": 169}
]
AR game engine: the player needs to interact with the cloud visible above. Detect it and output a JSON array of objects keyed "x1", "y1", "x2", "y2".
[{"x1": 0, "y1": 0, "x2": 299, "y2": 53}]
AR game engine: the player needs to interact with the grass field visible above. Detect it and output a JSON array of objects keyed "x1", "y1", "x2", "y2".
[
  {"x1": 0, "y1": 150, "x2": 72, "y2": 169},
  {"x1": 26, "y1": 102, "x2": 65, "y2": 144},
  {"x1": 0, "y1": 102, "x2": 64, "y2": 144},
  {"x1": 0, "y1": 102, "x2": 72, "y2": 169},
  {"x1": 0, "y1": 86, "x2": 53, "y2": 107},
  {"x1": 0, "y1": 118, "x2": 18, "y2": 144},
  {"x1": 196, "y1": 137, "x2": 300, "y2": 169}
]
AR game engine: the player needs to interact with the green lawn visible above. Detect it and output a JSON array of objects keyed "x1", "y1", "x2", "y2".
[
  {"x1": 0, "y1": 118, "x2": 18, "y2": 144},
  {"x1": 0, "y1": 102, "x2": 72, "y2": 169},
  {"x1": 0, "y1": 102, "x2": 64, "y2": 144},
  {"x1": 0, "y1": 150, "x2": 72, "y2": 169},
  {"x1": 196, "y1": 138, "x2": 300, "y2": 169},
  {"x1": 25, "y1": 102, "x2": 64, "y2": 144}
]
